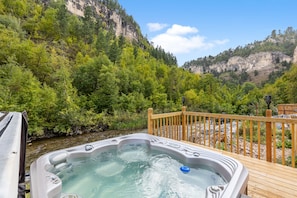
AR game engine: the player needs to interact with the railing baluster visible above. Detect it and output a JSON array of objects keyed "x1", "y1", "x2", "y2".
[
  {"x1": 177, "y1": 115, "x2": 180, "y2": 140},
  {"x1": 282, "y1": 123, "x2": 285, "y2": 165},
  {"x1": 177, "y1": 116, "x2": 180, "y2": 140},
  {"x1": 230, "y1": 119, "x2": 233, "y2": 153},
  {"x1": 292, "y1": 123, "x2": 295, "y2": 168},
  {"x1": 176, "y1": 115, "x2": 179, "y2": 140},
  {"x1": 224, "y1": 118, "x2": 227, "y2": 151},
  {"x1": 170, "y1": 117, "x2": 173, "y2": 140},
  {"x1": 199, "y1": 116, "x2": 202, "y2": 144},
  {"x1": 167, "y1": 117, "x2": 170, "y2": 139},
  {"x1": 213, "y1": 117, "x2": 216, "y2": 148},
  {"x1": 190, "y1": 115, "x2": 193, "y2": 142},
  {"x1": 243, "y1": 121, "x2": 246, "y2": 156},
  {"x1": 173, "y1": 116, "x2": 175, "y2": 139},
  {"x1": 176, "y1": 115, "x2": 178, "y2": 140},
  {"x1": 208, "y1": 117, "x2": 211, "y2": 147},
  {"x1": 153, "y1": 119, "x2": 156, "y2": 136},
  {"x1": 173, "y1": 116, "x2": 176, "y2": 140},
  {"x1": 218, "y1": 120, "x2": 221, "y2": 149},
  {"x1": 165, "y1": 117, "x2": 168, "y2": 138},
  {"x1": 155, "y1": 118, "x2": 158, "y2": 136},
  {"x1": 257, "y1": 121, "x2": 261, "y2": 159},
  {"x1": 157, "y1": 118, "x2": 160, "y2": 137},
  {"x1": 236, "y1": 120, "x2": 239, "y2": 154},
  {"x1": 162, "y1": 118, "x2": 165, "y2": 137},
  {"x1": 273, "y1": 122, "x2": 277, "y2": 163},
  {"x1": 250, "y1": 121, "x2": 253, "y2": 158},
  {"x1": 174, "y1": 115, "x2": 177, "y2": 140},
  {"x1": 170, "y1": 116, "x2": 173, "y2": 139},
  {"x1": 157, "y1": 118, "x2": 159, "y2": 136},
  {"x1": 194, "y1": 115, "x2": 197, "y2": 143},
  {"x1": 203, "y1": 116, "x2": 206, "y2": 146}
]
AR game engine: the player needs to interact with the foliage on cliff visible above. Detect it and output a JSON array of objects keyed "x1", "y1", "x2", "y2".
[{"x1": 1, "y1": 0, "x2": 297, "y2": 137}]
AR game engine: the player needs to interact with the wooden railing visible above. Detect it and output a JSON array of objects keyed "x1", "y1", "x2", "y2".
[{"x1": 148, "y1": 107, "x2": 297, "y2": 167}]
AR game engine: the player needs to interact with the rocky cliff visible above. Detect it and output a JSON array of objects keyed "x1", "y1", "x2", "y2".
[
  {"x1": 65, "y1": 0, "x2": 139, "y2": 41},
  {"x1": 187, "y1": 46, "x2": 297, "y2": 75}
]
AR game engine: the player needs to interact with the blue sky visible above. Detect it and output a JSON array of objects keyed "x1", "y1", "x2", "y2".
[{"x1": 117, "y1": 0, "x2": 297, "y2": 66}]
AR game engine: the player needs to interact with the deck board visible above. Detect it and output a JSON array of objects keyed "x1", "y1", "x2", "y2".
[{"x1": 182, "y1": 141, "x2": 297, "y2": 198}]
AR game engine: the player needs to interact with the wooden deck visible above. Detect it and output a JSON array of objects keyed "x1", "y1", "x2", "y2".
[{"x1": 184, "y1": 141, "x2": 297, "y2": 198}]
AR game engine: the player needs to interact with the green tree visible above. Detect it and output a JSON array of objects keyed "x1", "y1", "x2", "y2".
[
  {"x1": 116, "y1": 92, "x2": 151, "y2": 113},
  {"x1": 108, "y1": 40, "x2": 120, "y2": 63},
  {"x1": 67, "y1": 14, "x2": 83, "y2": 43},
  {"x1": 21, "y1": 2, "x2": 43, "y2": 38},
  {"x1": 0, "y1": 25, "x2": 21, "y2": 64},
  {"x1": 143, "y1": 78, "x2": 156, "y2": 98},
  {"x1": 96, "y1": 28, "x2": 109, "y2": 53},
  {"x1": 272, "y1": 78, "x2": 288, "y2": 104},
  {"x1": 242, "y1": 82, "x2": 257, "y2": 95},
  {"x1": 15, "y1": 41, "x2": 53, "y2": 84},
  {"x1": 73, "y1": 55, "x2": 111, "y2": 95},
  {"x1": 183, "y1": 89, "x2": 199, "y2": 110},
  {"x1": 0, "y1": 14, "x2": 24, "y2": 37},
  {"x1": 283, "y1": 65, "x2": 297, "y2": 103},
  {"x1": 51, "y1": 65, "x2": 81, "y2": 133},
  {"x1": 0, "y1": 1, "x2": 4, "y2": 14},
  {"x1": 2, "y1": 0, "x2": 28, "y2": 17},
  {"x1": 0, "y1": 60, "x2": 57, "y2": 135},
  {"x1": 91, "y1": 65, "x2": 119, "y2": 113},
  {"x1": 116, "y1": 67, "x2": 130, "y2": 95},
  {"x1": 56, "y1": 2, "x2": 69, "y2": 38},
  {"x1": 165, "y1": 67, "x2": 182, "y2": 102},
  {"x1": 82, "y1": 6, "x2": 95, "y2": 44},
  {"x1": 38, "y1": 7, "x2": 59, "y2": 39},
  {"x1": 150, "y1": 92, "x2": 168, "y2": 111}
]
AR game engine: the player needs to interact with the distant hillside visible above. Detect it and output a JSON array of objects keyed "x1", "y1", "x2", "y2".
[
  {"x1": 183, "y1": 27, "x2": 297, "y2": 85},
  {"x1": 42, "y1": 0, "x2": 177, "y2": 65}
]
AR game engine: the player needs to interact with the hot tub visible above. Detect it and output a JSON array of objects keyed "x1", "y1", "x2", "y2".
[{"x1": 30, "y1": 133, "x2": 248, "y2": 198}]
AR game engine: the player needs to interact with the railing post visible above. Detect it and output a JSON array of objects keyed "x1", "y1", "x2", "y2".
[
  {"x1": 292, "y1": 116, "x2": 297, "y2": 161},
  {"x1": 266, "y1": 109, "x2": 272, "y2": 162},
  {"x1": 182, "y1": 106, "x2": 187, "y2": 141},
  {"x1": 148, "y1": 108, "x2": 153, "y2": 135}
]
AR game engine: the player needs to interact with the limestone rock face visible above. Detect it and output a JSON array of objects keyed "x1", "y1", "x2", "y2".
[
  {"x1": 66, "y1": 0, "x2": 139, "y2": 41},
  {"x1": 189, "y1": 52, "x2": 293, "y2": 74}
]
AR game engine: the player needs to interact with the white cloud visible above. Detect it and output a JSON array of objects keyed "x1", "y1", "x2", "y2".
[
  {"x1": 152, "y1": 34, "x2": 210, "y2": 54},
  {"x1": 213, "y1": 39, "x2": 230, "y2": 45},
  {"x1": 166, "y1": 24, "x2": 198, "y2": 35},
  {"x1": 150, "y1": 24, "x2": 229, "y2": 55},
  {"x1": 147, "y1": 23, "x2": 168, "y2": 32}
]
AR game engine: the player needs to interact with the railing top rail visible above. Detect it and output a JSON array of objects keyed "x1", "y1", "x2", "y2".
[
  {"x1": 151, "y1": 111, "x2": 182, "y2": 119},
  {"x1": 185, "y1": 111, "x2": 297, "y2": 124}
]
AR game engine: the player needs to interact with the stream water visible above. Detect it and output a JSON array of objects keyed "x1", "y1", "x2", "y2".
[{"x1": 25, "y1": 129, "x2": 147, "y2": 172}]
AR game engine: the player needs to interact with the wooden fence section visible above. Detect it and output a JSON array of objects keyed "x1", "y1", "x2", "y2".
[{"x1": 148, "y1": 107, "x2": 297, "y2": 168}]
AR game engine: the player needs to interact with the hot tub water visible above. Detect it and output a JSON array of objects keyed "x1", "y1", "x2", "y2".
[{"x1": 53, "y1": 143, "x2": 226, "y2": 198}]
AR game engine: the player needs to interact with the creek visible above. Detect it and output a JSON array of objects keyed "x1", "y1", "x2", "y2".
[{"x1": 25, "y1": 129, "x2": 147, "y2": 172}]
